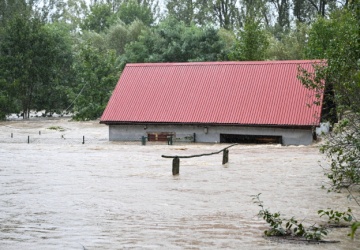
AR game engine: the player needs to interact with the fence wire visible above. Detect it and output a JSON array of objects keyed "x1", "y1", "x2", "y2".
[
  {"x1": 0, "y1": 136, "x2": 194, "y2": 145},
  {"x1": 0, "y1": 136, "x2": 108, "y2": 145}
]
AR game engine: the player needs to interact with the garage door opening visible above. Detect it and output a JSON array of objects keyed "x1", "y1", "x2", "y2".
[{"x1": 220, "y1": 134, "x2": 282, "y2": 144}]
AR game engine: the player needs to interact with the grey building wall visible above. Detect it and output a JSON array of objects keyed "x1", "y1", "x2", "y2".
[{"x1": 108, "y1": 124, "x2": 314, "y2": 145}]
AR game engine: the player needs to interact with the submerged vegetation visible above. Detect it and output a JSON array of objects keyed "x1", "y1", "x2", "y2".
[
  {"x1": 253, "y1": 194, "x2": 355, "y2": 242},
  {"x1": 253, "y1": 194, "x2": 329, "y2": 241},
  {"x1": 47, "y1": 126, "x2": 65, "y2": 131}
]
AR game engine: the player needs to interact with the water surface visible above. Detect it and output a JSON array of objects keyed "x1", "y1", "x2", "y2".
[{"x1": 0, "y1": 119, "x2": 359, "y2": 249}]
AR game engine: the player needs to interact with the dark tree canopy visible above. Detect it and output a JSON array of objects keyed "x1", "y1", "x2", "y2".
[
  {"x1": 0, "y1": 12, "x2": 73, "y2": 118},
  {"x1": 81, "y1": 3, "x2": 113, "y2": 33},
  {"x1": 121, "y1": 18, "x2": 226, "y2": 65},
  {"x1": 0, "y1": 0, "x2": 357, "y2": 124}
]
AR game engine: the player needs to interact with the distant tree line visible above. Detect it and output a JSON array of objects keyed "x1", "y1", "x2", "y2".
[{"x1": 0, "y1": 0, "x2": 356, "y2": 120}]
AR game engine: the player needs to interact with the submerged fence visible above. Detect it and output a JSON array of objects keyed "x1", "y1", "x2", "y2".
[
  {"x1": 162, "y1": 143, "x2": 238, "y2": 175},
  {"x1": 0, "y1": 134, "x2": 191, "y2": 145},
  {"x1": 0, "y1": 131, "x2": 108, "y2": 145},
  {"x1": 0, "y1": 133, "x2": 192, "y2": 145}
]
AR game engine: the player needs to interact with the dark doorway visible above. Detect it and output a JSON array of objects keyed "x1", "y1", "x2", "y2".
[{"x1": 220, "y1": 134, "x2": 282, "y2": 144}]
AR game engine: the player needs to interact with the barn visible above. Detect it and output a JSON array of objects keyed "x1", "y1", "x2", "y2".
[{"x1": 100, "y1": 60, "x2": 324, "y2": 145}]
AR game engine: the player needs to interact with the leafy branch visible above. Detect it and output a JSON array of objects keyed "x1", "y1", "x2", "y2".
[
  {"x1": 318, "y1": 208, "x2": 354, "y2": 226},
  {"x1": 252, "y1": 193, "x2": 328, "y2": 241}
]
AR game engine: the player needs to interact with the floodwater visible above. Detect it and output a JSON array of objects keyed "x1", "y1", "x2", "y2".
[{"x1": 0, "y1": 119, "x2": 359, "y2": 249}]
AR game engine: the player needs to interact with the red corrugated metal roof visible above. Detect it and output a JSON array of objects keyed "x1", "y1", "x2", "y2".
[{"x1": 100, "y1": 61, "x2": 324, "y2": 126}]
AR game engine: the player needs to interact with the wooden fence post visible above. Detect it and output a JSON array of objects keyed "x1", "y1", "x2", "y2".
[
  {"x1": 141, "y1": 136, "x2": 147, "y2": 145},
  {"x1": 172, "y1": 157, "x2": 180, "y2": 175},
  {"x1": 222, "y1": 149, "x2": 229, "y2": 164},
  {"x1": 162, "y1": 144, "x2": 237, "y2": 175}
]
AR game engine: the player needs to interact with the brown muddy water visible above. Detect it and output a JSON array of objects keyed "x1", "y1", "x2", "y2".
[{"x1": 0, "y1": 118, "x2": 359, "y2": 249}]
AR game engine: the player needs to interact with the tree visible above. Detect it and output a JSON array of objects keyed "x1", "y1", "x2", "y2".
[
  {"x1": 298, "y1": 2, "x2": 360, "y2": 238},
  {"x1": 267, "y1": 23, "x2": 308, "y2": 60},
  {"x1": 240, "y1": 0, "x2": 271, "y2": 27},
  {"x1": 0, "y1": 0, "x2": 28, "y2": 25},
  {"x1": 305, "y1": 17, "x2": 333, "y2": 59},
  {"x1": 217, "y1": 28, "x2": 237, "y2": 56},
  {"x1": 0, "y1": 12, "x2": 73, "y2": 118},
  {"x1": 44, "y1": 0, "x2": 88, "y2": 31},
  {"x1": 212, "y1": 0, "x2": 241, "y2": 30},
  {"x1": 72, "y1": 42, "x2": 120, "y2": 120},
  {"x1": 0, "y1": 79, "x2": 17, "y2": 120},
  {"x1": 228, "y1": 18, "x2": 269, "y2": 61},
  {"x1": 292, "y1": 0, "x2": 344, "y2": 22},
  {"x1": 0, "y1": 0, "x2": 29, "y2": 119},
  {"x1": 103, "y1": 0, "x2": 124, "y2": 12},
  {"x1": 305, "y1": 8, "x2": 359, "y2": 119},
  {"x1": 106, "y1": 19, "x2": 148, "y2": 56},
  {"x1": 165, "y1": 0, "x2": 212, "y2": 26},
  {"x1": 94, "y1": 0, "x2": 160, "y2": 17},
  {"x1": 116, "y1": 0, "x2": 154, "y2": 25},
  {"x1": 121, "y1": 18, "x2": 226, "y2": 65},
  {"x1": 293, "y1": 0, "x2": 318, "y2": 23},
  {"x1": 31, "y1": 22, "x2": 74, "y2": 115},
  {"x1": 268, "y1": 0, "x2": 291, "y2": 38},
  {"x1": 81, "y1": 3, "x2": 113, "y2": 33}
]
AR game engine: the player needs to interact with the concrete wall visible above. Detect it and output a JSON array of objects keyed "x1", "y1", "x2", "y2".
[{"x1": 108, "y1": 124, "x2": 314, "y2": 145}]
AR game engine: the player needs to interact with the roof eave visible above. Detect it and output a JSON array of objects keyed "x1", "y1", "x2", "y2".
[{"x1": 100, "y1": 120, "x2": 318, "y2": 129}]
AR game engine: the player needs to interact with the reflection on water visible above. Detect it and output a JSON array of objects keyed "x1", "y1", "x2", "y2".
[{"x1": 0, "y1": 120, "x2": 359, "y2": 249}]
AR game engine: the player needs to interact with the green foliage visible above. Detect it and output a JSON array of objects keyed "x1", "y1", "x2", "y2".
[
  {"x1": 116, "y1": 0, "x2": 154, "y2": 26},
  {"x1": 228, "y1": 18, "x2": 269, "y2": 61},
  {"x1": 164, "y1": 0, "x2": 243, "y2": 29},
  {"x1": 319, "y1": 118, "x2": 360, "y2": 191},
  {"x1": 32, "y1": 22, "x2": 75, "y2": 115},
  {"x1": 0, "y1": 80, "x2": 17, "y2": 120},
  {"x1": 240, "y1": 0, "x2": 269, "y2": 25},
  {"x1": 121, "y1": 18, "x2": 226, "y2": 65},
  {"x1": 0, "y1": 11, "x2": 74, "y2": 118},
  {"x1": 81, "y1": 30, "x2": 108, "y2": 51},
  {"x1": 300, "y1": 7, "x2": 360, "y2": 193},
  {"x1": 47, "y1": 126, "x2": 65, "y2": 131},
  {"x1": 0, "y1": 0, "x2": 28, "y2": 26},
  {"x1": 318, "y1": 208, "x2": 353, "y2": 225},
  {"x1": 252, "y1": 194, "x2": 328, "y2": 240},
  {"x1": 306, "y1": 10, "x2": 359, "y2": 110},
  {"x1": 350, "y1": 222, "x2": 360, "y2": 239},
  {"x1": 44, "y1": 0, "x2": 88, "y2": 31},
  {"x1": 166, "y1": 0, "x2": 212, "y2": 26},
  {"x1": 293, "y1": 0, "x2": 318, "y2": 23},
  {"x1": 81, "y1": 3, "x2": 113, "y2": 33},
  {"x1": 106, "y1": 20, "x2": 148, "y2": 56},
  {"x1": 267, "y1": 23, "x2": 308, "y2": 60},
  {"x1": 268, "y1": 0, "x2": 291, "y2": 39},
  {"x1": 299, "y1": 3, "x2": 360, "y2": 239},
  {"x1": 72, "y1": 42, "x2": 120, "y2": 120},
  {"x1": 305, "y1": 17, "x2": 333, "y2": 59},
  {"x1": 213, "y1": 0, "x2": 240, "y2": 30}
]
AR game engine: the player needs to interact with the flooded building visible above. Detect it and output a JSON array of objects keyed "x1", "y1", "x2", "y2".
[{"x1": 100, "y1": 61, "x2": 324, "y2": 145}]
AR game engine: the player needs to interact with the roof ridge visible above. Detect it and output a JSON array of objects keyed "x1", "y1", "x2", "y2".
[{"x1": 126, "y1": 60, "x2": 324, "y2": 67}]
